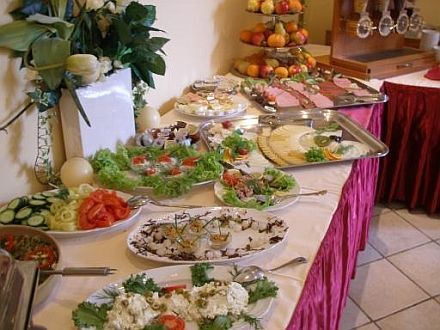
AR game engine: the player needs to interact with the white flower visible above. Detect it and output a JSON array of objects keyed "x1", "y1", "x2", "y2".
[
  {"x1": 86, "y1": 0, "x2": 105, "y2": 11},
  {"x1": 115, "y1": 0, "x2": 131, "y2": 13},
  {"x1": 113, "y1": 60, "x2": 124, "y2": 69},
  {"x1": 99, "y1": 57, "x2": 112, "y2": 75},
  {"x1": 104, "y1": 1, "x2": 116, "y2": 13},
  {"x1": 66, "y1": 54, "x2": 101, "y2": 85}
]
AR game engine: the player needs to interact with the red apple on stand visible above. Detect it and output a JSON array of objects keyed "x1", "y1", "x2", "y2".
[
  {"x1": 288, "y1": 64, "x2": 301, "y2": 76},
  {"x1": 251, "y1": 32, "x2": 265, "y2": 46},
  {"x1": 291, "y1": 31, "x2": 306, "y2": 45},
  {"x1": 263, "y1": 29, "x2": 272, "y2": 40},
  {"x1": 275, "y1": 0, "x2": 290, "y2": 15},
  {"x1": 259, "y1": 64, "x2": 274, "y2": 78}
]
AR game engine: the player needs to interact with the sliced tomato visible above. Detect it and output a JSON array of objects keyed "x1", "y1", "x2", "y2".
[
  {"x1": 87, "y1": 203, "x2": 105, "y2": 219},
  {"x1": 158, "y1": 154, "x2": 172, "y2": 163},
  {"x1": 144, "y1": 167, "x2": 157, "y2": 176},
  {"x1": 237, "y1": 148, "x2": 249, "y2": 156},
  {"x1": 24, "y1": 246, "x2": 57, "y2": 270},
  {"x1": 163, "y1": 284, "x2": 187, "y2": 293},
  {"x1": 157, "y1": 314, "x2": 185, "y2": 330},
  {"x1": 169, "y1": 167, "x2": 181, "y2": 176},
  {"x1": 132, "y1": 155, "x2": 147, "y2": 165},
  {"x1": 222, "y1": 171, "x2": 240, "y2": 186},
  {"x1": 222, "y1": 120, "x2": 233, "y2": 129},
  {"x1": 113, "y1": 207, "x2": 130, "y2": 219},
  {"x1": 181, "y1": 157, "x2": 199, "y2": 167}
]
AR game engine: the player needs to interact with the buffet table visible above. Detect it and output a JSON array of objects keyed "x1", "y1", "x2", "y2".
[{"x1": 32, "y1": 94, "x2": 380, "y2": 329}]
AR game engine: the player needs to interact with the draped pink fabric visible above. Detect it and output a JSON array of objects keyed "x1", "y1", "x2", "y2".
[
  {"x1": 377, "y1": 82, "x2": 440, "y2": 214},
  {"x1": 286, "y1": 104, "x2": 382, "y2": 330}
]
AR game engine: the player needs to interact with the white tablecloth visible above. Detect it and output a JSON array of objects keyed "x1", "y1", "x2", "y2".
[{"x1": 33, "y1": 98, "x2": 354, "y2": 329}]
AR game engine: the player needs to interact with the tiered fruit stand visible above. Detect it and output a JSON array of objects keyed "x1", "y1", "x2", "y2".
[{"x1": 233, "y1": 0, "x2": 316, "y2": 79}]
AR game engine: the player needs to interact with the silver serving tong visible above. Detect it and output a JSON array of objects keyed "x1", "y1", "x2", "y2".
[
  {"x1": 40, "y1": 267, "x2": 117, "y2": 277},
  {"x1": 127, "y1": 195, "x2": 202, "y2": 209}
]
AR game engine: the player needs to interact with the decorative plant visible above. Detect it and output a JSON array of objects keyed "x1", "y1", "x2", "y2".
[{"x1": 0, "y1": 0, "x2": 169, "y2": 130}]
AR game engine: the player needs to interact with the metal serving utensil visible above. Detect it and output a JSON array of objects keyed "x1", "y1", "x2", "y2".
[
  {"x1": 127, "y1": 195, "x2": 202, "y2": 209},
  {"x1": 235, "y1": 256, "x2": 308, "y2": 284},
  {"x1": 40, "y1": 267, "x2": 117, "y2": 277},
  {"x1": 270, "y1": 189, "x2": 328, "y2": 204}
]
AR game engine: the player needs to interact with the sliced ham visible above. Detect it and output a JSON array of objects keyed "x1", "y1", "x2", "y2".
[
  {"x1": 284, "y1": 81, "x2": 334, "y2": 108},
  {"x1": 333, "y1": 77, "x2": 353, "y2": 89},
  {"x1": 317, "y1": 81, "x2": 347, "y2": 99},
  {"x1": 333, "y1": 78, "x2": 371, "y2": 96},
  {"x1": 264, "y1": 86, "x2": 300, "y2": 108}
]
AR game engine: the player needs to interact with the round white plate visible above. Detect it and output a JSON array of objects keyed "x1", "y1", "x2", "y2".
[
  {"x1": 127, "y1": 207, "x2": 289, "y2": 264},
  {"x1": 214, "y1": 179, "x2": 300, "y2": 211},
  {"x1": 48, "y1": 191, "x2": 141, "y2": 239},
  {"x1": 85, "y1": 264, "x2": 274, "y2": 330},
  {"x1": 174, "y1": 96, "x2": 247, "y2": 119}
]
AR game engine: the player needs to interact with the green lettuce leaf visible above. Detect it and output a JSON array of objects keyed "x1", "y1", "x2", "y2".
[{"x1": 72, "y1": 302, "x2": 111, "y2": 330}]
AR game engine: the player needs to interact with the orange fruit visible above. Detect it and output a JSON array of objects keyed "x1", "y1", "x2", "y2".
[
  {"x1": 253, "y1": 22, "x2": 267, "y2": 33},
  {"x1": 246, "y1": 64, "x2": 260, "y2": 77},
  {"x1": 239, "y1": 30, "x2": 253, "y2": 43},
  {"x1": 285, "y1": 21, "x2": 298, "y2": 33},
  {"x1": 307, "y1": 56, "x2": 317, "y2": 67},
  {"x1": 267, "y1": 33, "x2": 286, "y2": 48},
  {"x1": 274, "y1": 66, "x2": 289, "y2": 78},
  {"x1": 288, "y1": 0, "x2": 302, "y2": 12},
  {"x1": 298, "y1": 27, "x2": 309, "y2": 38}
]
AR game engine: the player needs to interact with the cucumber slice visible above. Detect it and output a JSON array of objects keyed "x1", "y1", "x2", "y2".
[
  {"x1": 0, "y1": 209, "x2": 15, "y2": 224},
  {"x1": 27, "y1": 214, "x2": 45, "y2": 227},
  {"x1": 29, "y1": 199, "x2": 47, "y2": 208},
  {"x1": 47, "y1": 197, "x2": 63, "y2": 204},
  {"x1": 7, "y1": 197, "x2": 28, "y2": 210},
  {"x1": 31, "y1": 193, "x2": 46, "y2": 200},
  {"x1": 38, "y1": 226, "x2": 49, "y2": 231},
  {"x1": 42, "y1": 191, "x2": 56, "y2": 198},
  {"x1": 15, "y1": 207, "x2": 33, "y2": 220},
  {"x1": 39, "y1": 209, "x2": 52, "y2": 218}
]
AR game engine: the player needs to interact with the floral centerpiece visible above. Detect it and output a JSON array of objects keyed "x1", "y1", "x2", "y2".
[{"x1": 0, "y1": 0, "x2": 168, "y2": 183}]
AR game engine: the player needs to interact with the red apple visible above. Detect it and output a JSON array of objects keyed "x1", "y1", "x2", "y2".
[
  {"x1": 275, "y1": 0, "x2": 290, "y2": 15},
  {"x1": 288, "y1": 64, "x2": 301, "y2": 76},
  {"x1": 292, "y1": 31, "x2": 306, "y2": 45},
  {"x1": 251, "y1": 32, "x2": 265, "y2": 46},
  {"x1": 259, "y1": 64, "x2": 274, "y2": 78},
  {"x1": 264, "y1": 28, "x2": 273, "y2": 40}
]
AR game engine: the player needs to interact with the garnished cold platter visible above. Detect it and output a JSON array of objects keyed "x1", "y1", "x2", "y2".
[
  {"x1": 127, "y1": 207, "x2": 288, "y2": 264},
  {"x1": 73, "y1": 263, "x2": 277, "y2": 330},
  {"x1": 0, "y1": 185, "x2": 140, "y2": 238}
]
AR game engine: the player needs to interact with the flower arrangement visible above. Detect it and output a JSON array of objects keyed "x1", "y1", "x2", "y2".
[{"x1": 0, "y1": 0, "x2": 169, "y2": 130}]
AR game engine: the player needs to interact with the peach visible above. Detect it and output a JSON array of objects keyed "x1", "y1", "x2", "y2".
[
  {"x1": 239, "y1": 30, "x2": 253, "y2": 43},
  {"x1": 274, "y1": 66, "x2": 289, "y2": 78},
  {"x1": 253, "y1": 22, "x2": 267, "y2": 33},
  {"x1": 247, "y1": 64, "x2": 260, "y2": 77},
  {"x1": 251, "y1": 32, "x2": 265, "y2": 46},
  {"x1": 267, "y1": 33, "x2": 286, "y2": 48},
  {"x1": 285, "y1": 21, "x2": 298, "y2": 34},
  {"x1": 259, "y1": 64, "x2": 274, "y2": 78}
]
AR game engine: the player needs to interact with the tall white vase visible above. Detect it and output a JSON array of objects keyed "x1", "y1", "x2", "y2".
[{"x1": 60, "y1": 69, "x2": 135, "y2": 159}]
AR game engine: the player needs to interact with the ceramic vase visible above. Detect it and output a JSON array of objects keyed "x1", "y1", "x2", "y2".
[{"x1": 136, "y1": 105, "x2": 161, "y2": 132}]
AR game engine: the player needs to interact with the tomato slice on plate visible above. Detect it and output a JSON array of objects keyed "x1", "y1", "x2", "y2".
[
  {"x1": 169, "y1": 167, "x2": 181, "y2": 176},
  {"x1": 157, "y1": 314, "x2": 185, "y2": 330},
  {"x1": 181, "y1": 157, "x2": 199, "y2": 167},
  {"x1": 132, "y1": 155, "x2": 147, "y2": 165},
  {"x1": 158, "y1": 154, "x2": 172, "y2": 163},
  {"x1": 163, "y1": 284, "x2": 187, "y2": 293},
  {"x1": 24, "y1": 246, "x2": 57, "y2": 270}
]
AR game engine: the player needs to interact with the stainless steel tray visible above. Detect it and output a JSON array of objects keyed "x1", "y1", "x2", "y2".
[
  {"x1": 233, "y1": 69, "x2": 388, "y2": 112},
  {"x1": 199, "y1": 109, "x2": 388, "y2": 169}
]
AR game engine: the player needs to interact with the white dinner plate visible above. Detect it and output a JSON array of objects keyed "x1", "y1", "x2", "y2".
[
  {"x1": 85, "y1": 264, "x2": 274, "y2": 330},
  {"x1": 214, "y1": 179, "x2": 300, "y2": 211},
  {"x1": 174, "y1": 96, "x2": 247, "y2": 119},
  {"x1": 127, "y1": 207, "x2": 289, "y2": 264},
  {"x1": 48, "y1": 191, "x2": 141, "y2": 239}
]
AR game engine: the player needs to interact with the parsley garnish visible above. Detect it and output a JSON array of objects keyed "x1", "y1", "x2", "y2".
[
  {"x1": 248, "y1": 278, "x2": 279, "y2": 304},
  {"x1": 72, "y1": 302, "x2": 111, "y2": 330},
  {"x1": 304, "y1": 147, "x2": 326, "y2": 162},
  {"x1": 199, "y1": 315, "x2": 233, "y2": 330},
  {"x1": 123, "y1": 274, "x2": 161, "y2": 295},
  {"x1": 191, "y1": 263, "x2": 214, "y2": 287}
]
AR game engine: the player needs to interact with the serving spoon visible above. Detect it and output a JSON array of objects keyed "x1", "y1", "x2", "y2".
[
  {"x1": 235, "y1": 256, "x2": 307, "y2": 284},
  {"x1": 127, "y1": 195, "x2": 202, "y2": 209}
]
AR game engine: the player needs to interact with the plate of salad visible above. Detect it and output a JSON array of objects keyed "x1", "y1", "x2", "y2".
[
  {"x1": 214, "y1": 168, "x2": 299, "y2": 211},
  {"x1": 72, "y1": 263, "x2": 278, "y2": 330},
  {"x1": 91, "y1": 144, "x2": 224, "y2": 198},
  {"x1": 0, "y1": 184, "x2": 141, "y2": 238}
]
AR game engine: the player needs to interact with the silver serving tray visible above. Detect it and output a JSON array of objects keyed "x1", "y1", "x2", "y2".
[
  {"x1": 199, "y1": 109, "x2": 388, "y2": 169},
  {"x1": 232, "y1": 68, "x2": 388, "y2": 112}
]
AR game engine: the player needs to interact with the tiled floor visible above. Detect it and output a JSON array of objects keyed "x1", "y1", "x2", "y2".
[{"x1": 340, "y1": 204, "x2": 440, "y2": 330}]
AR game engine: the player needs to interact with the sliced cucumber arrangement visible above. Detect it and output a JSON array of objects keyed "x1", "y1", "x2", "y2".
[{"x1": 0, "y1": 190, "x2": 67, "y2": 230}]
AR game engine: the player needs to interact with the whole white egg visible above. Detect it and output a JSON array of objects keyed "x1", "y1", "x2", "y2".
[{"x1": 60, "y1": 157, "x2": 94, "y2": 187}]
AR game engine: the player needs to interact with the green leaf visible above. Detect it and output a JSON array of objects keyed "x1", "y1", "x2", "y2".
[
  {"x1": 191, "y1": 263, "x2": 214, "y2": 287},
  {"x1": 32, "y1": 37, "x2": 70, "y2": 89},
  {"x1": 26, "y1": 14, "x2": 74, "y2": 39},
  {"x1": 199, "y1": 315, "x2": 233, "y2": 330},
  {"x1": 113, "y1": 18, "x2": 132, "y2": 45},
  {"x1": 248, "y1": 278, "x2": 279, "y2": 304},
  {"x1": 131, "y1": 63, "x2": 155, "y2": 88},
  {"x1": 122, "y1": 274, "x2": 161, "y2": 295},
  {"x1": 49, "y1": 0, "x2": 68, "y2": 18},
  {"x1": 144, "y1": 53, "x2": 166, "y2": 75},
  {"x1": 125, "y1": 3, "x2": 156, "y2": 27},
  {"x1": 145, "y1": 37, "x2": 169, "y2": 52},
  {"x1": 72, "y1": 302, "x2": 111, "y2": 330},
  {"x1": 64, "y1": 73, "x2": 91, "y2": 127},
  {"x1": 0, "y1": 21, "x2": 51, "y2": 52}
]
